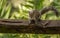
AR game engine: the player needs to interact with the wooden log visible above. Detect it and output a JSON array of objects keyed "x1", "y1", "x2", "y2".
[{"x1": 0, "y1": 19, "x2": 60, "y2": 33}]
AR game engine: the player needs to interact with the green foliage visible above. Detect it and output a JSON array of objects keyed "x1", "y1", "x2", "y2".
[
  {"x1": 0, "y1": 34, "x2": 59, "y2": 38},
  {"x1": 0, "y1": 0, "x2": 59, "y2": 20},
  {"x1": 0, "y1": 0, "x2": 11, "y2": 19},
  {"x1": 33, "y1": 0, "x2": 44, "y2": 10}
]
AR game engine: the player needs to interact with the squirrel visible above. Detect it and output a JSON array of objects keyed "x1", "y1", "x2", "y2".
[
  {"x1": 29, "y1": 6, "x2": 59, "y2": 26},
  {"x1": 29, "y1": 10, "x2": 40, "y2": 25}
]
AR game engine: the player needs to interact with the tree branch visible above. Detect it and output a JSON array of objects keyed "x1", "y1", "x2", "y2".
[{"x1": 0, "y1": 19, "x2": 60, "y2": 33}]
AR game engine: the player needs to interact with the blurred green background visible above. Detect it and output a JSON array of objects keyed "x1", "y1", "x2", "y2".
[{"x1": 0, "y1": 0, "x2": 60, "y2": 38}]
